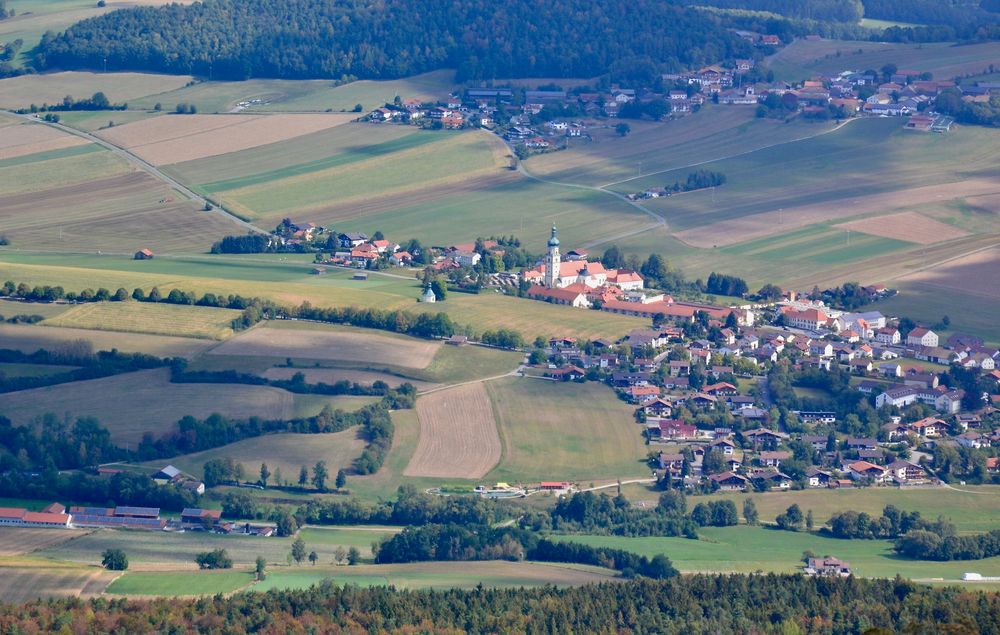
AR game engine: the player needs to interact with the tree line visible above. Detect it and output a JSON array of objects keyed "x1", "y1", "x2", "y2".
[
  {"x1": 0, "y1": 345, "x2": 166, "y2": 394},
  {"x1": 677, "y1": 0, "x2": 864, "y2": 22},
  {"x1": 35, "y1": 0, "x2": 750, "y2": 84}
]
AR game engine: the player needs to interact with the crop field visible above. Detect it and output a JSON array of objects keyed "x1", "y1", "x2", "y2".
[
  {"x1": 0, "y1": 121, "x2": 88, "y2": 160},
  {"x1": 0, "y1": 528, "x2": 88, "y2": 556},
  {"x1": 524, "y1": 107, "x2": 834, "y2": 187},
  {"x1": 0, "y1": 253, "x2": 647, "y2": 341},
  {"x1": 556, "y1": 526, "x2": 1000, "y2": 582},
  {"x1": 0, "y1": 70, "x2": 194, "y2": 108},
  {"x1": 96, "y1": 113, "x2": 355, "y2": 166},
  {"x1": 718, "y1": 223, "x2": 912, "y2": 265},
  {"x1": 0, "y1": 566, "x2": 117, "y2": 602},
  {"x1": 485, "y1": 377, "x2": 647, "y2": 483},
  {"x1": 767, "y1": 39, "x2": 1000, "y2": 83},
  {"x1": 106, "y1": 570, "x2": 252, "y2": 596},
  {"x1": 150, "y1": 427, "x2": 371, "y2": 483},
  {"x1": 836, "y1": 211, "x2": 970, "y2": 245},
  {"x1": 0, "y1": 299, "x2": 71, "y2": 319},
  {"x1": 208, "y1": 321, "x2": 441, "y2": 369},
  {"x1": 0, "y1": 367, "x2": 349, "y2": 444},
  {"x1": 55, "y1": 109, "x2": 164, "y2": 132},
  {"x1": 40, "y1": 525, "x2": 398, "y2": 569},
  {"x1": 0, "y1": 323, "x2": 216, "y2": 357},
  {"x1": 43, "y1": 302, "x2": 243, "y2": 340},
  {"x1": 252, "y1": 561, "x2": 619, "y2": 592},
  {"x1": 405, "y1": 383, "x2": 501, "y2": 479},
  {"x1": 0, "y1": 144, "x2": 130, "y2": 196}
]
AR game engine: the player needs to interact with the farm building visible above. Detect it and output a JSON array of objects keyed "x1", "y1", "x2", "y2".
[
  {"x1": 0, "y1": 505, "x2": 71, "y2": 528},
  {"x1": 134, "y1": 248, "x2": 154, "y2": 260}
]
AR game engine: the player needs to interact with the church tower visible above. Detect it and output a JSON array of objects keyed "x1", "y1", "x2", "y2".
[{"x1": 544, "y1": 224, "x2": 560, "y2": 288}]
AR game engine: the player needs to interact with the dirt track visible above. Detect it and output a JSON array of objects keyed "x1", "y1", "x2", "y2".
[{"x1": 404, "y1": 383, "x2": 501, "y2": 479}]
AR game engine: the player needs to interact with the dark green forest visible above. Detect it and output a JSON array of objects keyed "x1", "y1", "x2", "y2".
[
  {"x1": 34, "y1": 0, "x2": 750, "y2": 81},
  {"x1": 0, "y1": 576, "x2": 996, "y2": 633}
]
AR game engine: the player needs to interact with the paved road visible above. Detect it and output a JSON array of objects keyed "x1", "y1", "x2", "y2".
[{"x1": 13, "y1": 112, "x2": 267, "y2": 236}]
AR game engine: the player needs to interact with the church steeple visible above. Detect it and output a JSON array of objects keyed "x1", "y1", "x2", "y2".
[
  {"x1": 544, "y1": 224, "x2": 561, "y2": 288},
  {"x1": 548, "y1": 224, "x2": 560, "y2": 248}
]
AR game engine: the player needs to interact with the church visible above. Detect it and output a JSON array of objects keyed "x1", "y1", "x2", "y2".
[{"x1": 522, "y1": 226, "x2": 644, "y2": 307}]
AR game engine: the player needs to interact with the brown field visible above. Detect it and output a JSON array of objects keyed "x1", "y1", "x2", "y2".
[
  {"x1": 0, "y1": 122, "x2": 87, "y2": 160},
  {"x1": 208, "y1": 323, "x2": 440, "y2": 369},
  {"x1": 677, "y1": 178, "x2": 1000, "y2": 248},
  {"x1": 262, "y1": 367, "x2": 440, "y2": 392},
  {"x1": 896, "y1": 246, "x2": 1000, "y2": 299},
  {"x1": 404, "y1": 382, "x2": 501, "y2": 479},
  {"x1": 0, "y1": 567, "x2": 116, "y2": 603},
  {"x1": 97, "y1": 113, "x2": 355, "y2": 165},
  {"x1": 0, "y1": 72, "x2": 194, "y2": 110},
  {"x1": 836, "y1": 211, "x2": 970, "y2": 245},
  {"x1": 0, "y1": 368, "x2": 311, "y2": 443},
  {"x1": 0, "y1": 171, "x2": 240, "y2": 253},
  {"x1": 0, "y1": 528, "x2": 88, "y2": 556},
  {"x1": 0, "y1": 323, "x2": 215, "y2": 357}
]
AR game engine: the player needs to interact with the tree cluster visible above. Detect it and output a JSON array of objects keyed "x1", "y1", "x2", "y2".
[{"x1": 825, "y1": 505, "x2": 953, "y2": 540}]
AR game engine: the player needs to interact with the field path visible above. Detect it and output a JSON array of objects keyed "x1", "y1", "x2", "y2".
[{"x1": 12, "y1": 112, "x2": 265, "y2": 237}]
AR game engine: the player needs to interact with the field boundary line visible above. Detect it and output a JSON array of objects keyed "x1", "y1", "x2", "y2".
[{"x1": 10, "y1": 113, "x2": 266, "y2": 237}]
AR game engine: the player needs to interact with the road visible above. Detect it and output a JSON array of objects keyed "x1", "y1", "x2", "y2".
[{"x1": 13, "y1": 112, "x2": 267, "y2": 236}]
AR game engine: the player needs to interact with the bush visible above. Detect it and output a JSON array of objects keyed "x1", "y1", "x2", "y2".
[
  {"x1": 101, "y1": 548, "x2": 128, "y2": 570},
  {"x1": 195, "y1": 548, "x2": 232, "y2": 569}
]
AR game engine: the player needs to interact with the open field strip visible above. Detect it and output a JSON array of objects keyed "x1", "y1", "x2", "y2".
[
  {"x1": 209, "y1": 321, "x2": 441, "y2": 369},
  {"x1": 0, "y1": 121, "x2": 88, "y2": 160},
  {"x1": 0, "y1": 323, "x2": 216, "y2": 357},
  {"x1": 146, "y1": 426, "x2": 372, "y2": 482},
  {"x1": 0, "y1": 70, "x2": 192, "y2": 107},
  {"x1": 97, "y1": 113, "x2": 355, "y2": 165},
  {"x1": 405, "y1": 383, "x2": 501, "y2": 479},
  {"x1": 348, "y1": 409, "x2": 447, "y2": 501},
  {"x1": 0, "y1": 362, "x2": 79, "y2": 378},
  {"x1": 485, "y1": 377, "x2": 647, "y2": 483},
  {"x1": 0, "y1": 254, "x2": 646, "y2": 340},
  {"x1": 556, "y1": 526, "x2": 1000, "y2": 581},
  {"x1": 0, "y1": 528, "x2": 89, "y2": 557},
  {"x1": 0, "y1": 367, "x2": 353, "y2": 444},
  {"x1": 0, "y1": 566, "x2": 117, "y2": 602},
  {"x1": 835, "y1": 211, "x2": 971, "y2": 245},
  {"x1": 0, "y1": 299, "x2": 72, "y2": 318},
  {"x1": 262, "y1": 367, "x2": 441, "y2": 392},
  {"x1": 43, "y1": 302, "x2": 243, "y2": 340},
  {"x1": 106, "y1": 570, "x2": 252, "y2": 596},
  {"x1": 0, "y1": 145, "x2": 130, "y2": 196}
]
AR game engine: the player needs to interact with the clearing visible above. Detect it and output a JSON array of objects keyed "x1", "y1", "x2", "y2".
[
  {"x1": 97, "y1": 113, "x2": 355, "y2": 166},
  {"x1": 835, "y1": 211, "x2": 970, "y2": 245},
  {"x1": 43, "y1": 302, "x2": 243, "y2": 340},
  {"x1": 0, "y1": 528, "x2": 88, "y2": 556},
  {"x1": 404, "y1": 383, "x2": 501, "y2": 479},
  {"x1": 207, "y1": 321, "x2": 441, "y2": 369},
  {"x1": 0, "y1": 367, "x2": 352, "y2": 444},
  {"x1": 0, "y1": 323, "x2": 216, "y2": 358},
  {"x1": 0, "y1": 121, "x2": 88, "y2": 160},
  {"x1": 485, "y1": 377, "x2": 647, "y2": 483}
]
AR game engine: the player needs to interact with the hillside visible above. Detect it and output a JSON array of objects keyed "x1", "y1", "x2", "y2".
[{"x1": 34, "y1": 0, "x2": 749, "y2": 81}]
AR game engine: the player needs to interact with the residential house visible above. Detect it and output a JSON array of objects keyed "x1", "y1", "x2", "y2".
[
  {"x1": 804, "y1": 557, "x2": 851, "y2": 576},
  {"x1": 887, "y1": 460, "x2": 929, "y2": 484},
  {"x1": 846, "y1": 460, "x2": 889, "y2": 482},
  {"x1": 709, "y1": 471, "x2": 749, "y2": 491},
  {"x1": 806, "y1": 468, "x2": 833, "y2": 488},
  {"x1": 906, "y1": 327, "x2": 939, "y2": 348}
]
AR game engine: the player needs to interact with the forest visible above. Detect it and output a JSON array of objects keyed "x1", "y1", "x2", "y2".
[
  {"x1": 34, "y1": 0, "x2": 750, "y2": 81},
  {"x1": 0, "y1": 576, "x2": 996, "y2": 633}
]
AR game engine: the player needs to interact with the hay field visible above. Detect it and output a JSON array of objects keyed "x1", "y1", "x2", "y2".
[
  {"x1": 262, "y1": 367, "x2": 441, "y2": 392},
  {"x1": 404, "y1": 383, "x2": 501, "y2": 479},
  {"x1": 0, "y1": 567, "x2": 116, "y2": 602},
  {"x1": 485, "y1": 377, "x2": 647, "y2": 483},
  {"x1": 0, "y1": 122, "x2": 88, "y2": 160},
  {"x1": 43, "y1": 302, "x2": 242, "y2": 340},
  {"x1": 97, "y1": 113, "x2": 355, "y2": 165},
  {"x1": 151, "y1": 427, "x2": 369, "y2": 483},
  {"x1": 0, "y1": 71, "x2": 193, "y2": 108},
  {"x1": 836, "y1": 211, "x2": 970, "y2": 245},
  {"x1": 208, "y1": 322, "x2": 441, "y2": 369},
  {"x1": 0, "y1": 368, "x2": 335, "y2": 443},
  {"x1": 0, "y1": 528, "x2": 88, "y2": 556},
  {"x1": 0, "y1": 145, "x2": 130, "y2": 196},
  {"x1": 767, "y1": 39, "x2": 1000, "y2": 83},
  {"x1": 0, "y1": 323, "x2": 215, "y2": 357}
]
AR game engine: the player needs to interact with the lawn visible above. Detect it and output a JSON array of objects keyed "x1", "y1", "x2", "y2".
[
  {"x1": 106, "y1": 570, "x2": 253, "y2": 596},
  {"x1": 43, "y1": 302, "x2": 243, "y2": 340},
  {"x1": 555, "y1": 525, "x2": 1000, "y2": 582},
  {"x1": 484, "y1": 377, "x2": 649, "y2": 483}
]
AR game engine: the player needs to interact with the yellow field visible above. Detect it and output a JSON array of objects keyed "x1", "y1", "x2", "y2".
[{"x1": 44, "y1": 301, "x2": 242, "y2": 340}]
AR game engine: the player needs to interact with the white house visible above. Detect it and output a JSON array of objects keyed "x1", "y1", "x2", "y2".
[{"x1": 906, "y1": 327, "x2": 938, "y2": 348}]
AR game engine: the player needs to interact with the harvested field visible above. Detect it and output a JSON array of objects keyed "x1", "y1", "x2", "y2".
[
  {"x1": 208, "y1": 323, "x2": 440, "y2": 369},
  {"x1": 43, "y1": 302, "x2": 242, "y2": 340},
  {"x1": 0, "y1": 567, "x2": 116, "y2": 603},
  {"x1": 0, "y1": 528, "x2": 88, "y2": 556},
  {"x1": 0, "y1": 323, "x2": 215, "y2": 357},
  {"x1": 262, "y1": 367, "x2": 440, "y2": 392},
  {"x1": 0, "y1": 122, "x2": 88, "y2": 160},
  {"x1": 676, "y1": 178, "x2": 1000, "y2": 248},
  {"x1": 836, "y1": 212, "x2": 970, "y2": 245},
  {"x1": 0, "y1": 368, "x2": 328, "y2": 444},
  {"x1": 895, "y1": 246, "x2": 1000, "y2": 300},
  {"x1": 0, "y1": 71, "x2": 193, "y2": 109},
  {"x1": 97, "y1": 113, "x2": 354, "y2": 165},
  {"x1": 404, "y1": 383, "x2": 501, "y2": 479}
]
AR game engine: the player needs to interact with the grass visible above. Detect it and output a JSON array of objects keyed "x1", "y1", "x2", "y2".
[
  {"x1": 106, "y1": 570, "x2": 252, "y2": 596},
  {"x1": 43, "y1": 302, "x2": 243, "y2": 340},
  {"x1": 0, "y1": 145, "x2": 129, "y2": 196},
  {"x1": 485, "y1": 377, "x2": 649, "y2": 483},
  {"x1": 54, "y1": 109, "x2": 166, "y2": 132},
  {"x1": 0, "y1": 71, "x2": 193, "y2": 109},
  {"x1": 0, "y1": 299, "x2": 72, "y2": 318},
  {"x1": 555, "y1": 526, "x2": 1000, "y2": 582},
  {"x1": 0, "y1": 362, "x2": 78, "y2": 378},
  {"x1": 0, "y1": 143, "x2": 102, "y2": 169}
]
